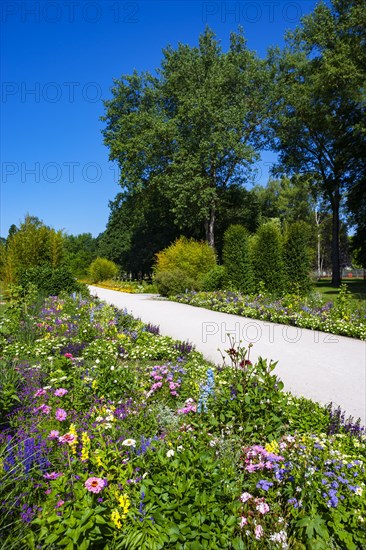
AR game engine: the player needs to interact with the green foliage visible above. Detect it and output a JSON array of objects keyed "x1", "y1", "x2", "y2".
[
  {"x1": 88, "y1": 257, "x2": 119, "y2": 283},
  {"x1": 3, "y1": 215, "x2": 65, "y2": 284},
  {"x1": 19, "y1": 266, "x2": 80, "y2": 296},
  {"x1": 0, "y1": 360, "x2": 21, "y2": 423},
  {"x1": 201, "y1": 265, "x2": 226, "y2": 291},
  {"x1": 63, "y1": 233, "x2": 98, "y2": 278},
  {"x1": 154, "y1": 269, "x2": 196, "y2": 297},
  {"x1": 222, "y1": 225, "x2": 254, "y2": 293},
  {"x1": 284, "y1": 221, "x2": 312, "y2": 294},
  {"x1": 251, "y1": 221, "x2": 286, "y2": 294},
  {"x1": 154, "y1": 237, "x2": 216, "y2": 296}
]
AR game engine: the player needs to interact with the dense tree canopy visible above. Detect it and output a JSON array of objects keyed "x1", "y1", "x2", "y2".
[
  {"x1": 267, "y1": 0, "x2": 366, "y2": 285},
  {"x1": 102, "y1": 28, "x2": 268, "y2": 248}
]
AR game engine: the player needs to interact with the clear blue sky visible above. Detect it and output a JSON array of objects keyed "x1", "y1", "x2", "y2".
[{"x1": 1, "y1": 0, "x2": 318, "y2": 238}]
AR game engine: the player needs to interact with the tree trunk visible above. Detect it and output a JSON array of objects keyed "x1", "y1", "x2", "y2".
[
  {"x1": 204, "y1": 206, "x2": 215, "y2": 248},
  {"x1": 331, "y1": 187, "x2": 341, "y2": 287}
]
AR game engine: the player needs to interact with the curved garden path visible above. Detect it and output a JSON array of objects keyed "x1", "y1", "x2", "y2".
[{"x1": 89, "y1": 286, "x2": 366, "y2": 425}]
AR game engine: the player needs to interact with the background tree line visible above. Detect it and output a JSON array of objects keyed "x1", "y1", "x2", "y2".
[{"x1": 100, "y1": 0, "x2": 365, "y2": 286}]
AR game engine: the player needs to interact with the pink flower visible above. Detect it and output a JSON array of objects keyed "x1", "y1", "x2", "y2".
[
  {"x1": 240, "y1": 492, "x2": 252, "y2": 503},
  {"x1": 45, "y1": 489, "x2": 51, "y2": 495},
  {"x1": 55, "y1": 408, "x2": 67, "y2": 421},
  {"x1": 59, "y1": 433, "x2": 76, "y2": 444},
  {"x1": 255, "y1": 525, "x2": 264, "y2": 539},
  {"x1": 239, "y1": 516, "x2": 248, "y2": 528},
  {"x1": 54, "y1": 388, "x2": 68, "y2": 397},
  {"x1": 48, "y1": 430, "x2": 60, "y2": 439},
  {"x1": 34, "y1": 389, "x2": 47, "y2": 397},
  {"x1": 245, "y1": 463, "x2": 257, "y2": 473},
  {"x1": 38, "y1": 404, "x2": 51, "y2": 415},
  {"x1": 84, "y1": 477, "x2": 105, "y2": 494},
  {"x1": 55, "y1": 500, "x2": 65, "y2": 508},
  {"x1": 64, "y1": 353, "x2": 73, "y2": 359},
  {"x1": 256, "y1": 501, "x2": 270, "y2": 515},
  {"x1": 44, "y1": 472, "x2": 63, "y2": 480}
]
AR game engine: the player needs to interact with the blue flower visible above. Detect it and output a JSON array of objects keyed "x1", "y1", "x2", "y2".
[{"x1": 256, "y1": 480, "x2": 273, "y2": 491}]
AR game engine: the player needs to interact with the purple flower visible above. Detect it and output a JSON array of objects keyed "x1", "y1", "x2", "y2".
[
  {"x1": 256, "y1": 480, "x2": 273, "y2": 491},
  {"x1": 55, "y1": 408, "x2": 67, "y2": 421},
  {"x1": 44, "y1": 472, "x2": 63, "y2": 480}
]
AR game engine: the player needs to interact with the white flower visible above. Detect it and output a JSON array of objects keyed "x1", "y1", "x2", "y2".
[
  {"x1": 166, "y1": 449, "x2": 175, "y2": 458},
  {"x1": 110, "y1": 366, "x2": 115, "y2": 371},
  {"x1": 122, "y1": 438, "x2": 136, "y2": 447},
  {"x1": 355, "y1": 486, "x2": 363, "y2": 496}
]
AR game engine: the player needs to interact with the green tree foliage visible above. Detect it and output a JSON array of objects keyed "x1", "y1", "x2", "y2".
[
  {"x1": 4, "y1": 215, "x2": 65, "y2": 284},
  {"x1": 63, "y1": 233, "x2": 98, "y2": 278},
  {"x1": 283, "y1": 222, "x2": 312, "y2": 294},
  {"x1": 201, "y1": 265, "x2": 226, "y2": 291},
  {"x1": 19, "y1": 266, "x2": 80, "y2": 296},
  {"x1": 154, "y1": 237, "x2": 216, "y2": 295},
  {"x1": 222, "y1": 225, "x2": 254, "y2": 293},
  {"x1": 102, "y1": 27, "x2": 267, "y2": 247},
  {"x1": 88, "y1": 258, "x2": 119, "y2": 283},
  {"x1": 254, "y1": 176, "x2": 315, "y2": 226},
  {"x1": 251, "y1": 221, "x2": 286, "y2": 294},
  {"x1": 267, "y1": 0, "x2": 366, "y2": 286},
  {"x1": 97, "y1": 188, "x2": 187, "y2": 277}
]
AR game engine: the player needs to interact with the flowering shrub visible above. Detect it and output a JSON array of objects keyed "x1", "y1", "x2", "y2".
[
  {"x1": 0, "y1": 292, "x2": 365, "y2": 548},
  {"x1": 171, "y1": 288, "x2": 366, "y2": 340}
]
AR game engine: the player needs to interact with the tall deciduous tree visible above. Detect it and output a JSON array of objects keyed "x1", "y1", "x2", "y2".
[
  {"x1": 102, "y1": 27, "x2": 267, "y2": 248},
  {"x1": 267, "y1": 0, "x2": 366, "y2": 286}
]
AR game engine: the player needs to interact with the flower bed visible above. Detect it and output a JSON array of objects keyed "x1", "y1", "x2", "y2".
[
  {"x1": 170, "y1": 288, "x2": 366, "y2": 340},
  {"x1": 0, "y1": 292, "x2": 365, "y2": 549}
]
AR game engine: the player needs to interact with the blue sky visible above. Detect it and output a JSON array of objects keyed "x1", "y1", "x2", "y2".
[{"x1": 1, "y1": 0, "x2": 318, "y2": 238}]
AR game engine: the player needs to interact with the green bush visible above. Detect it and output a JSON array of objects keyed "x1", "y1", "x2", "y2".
[
  {"x1": 251, "y1": 220, "x2": 286, "y2": 295},
  {"x1": 222, "y1": 225, "x2": 254, "y2": 292},
  {"x1": 19, "y1": 266, "x2": 80, "y2": 296},
  {"x1": 201, "y1": 265, "x2": 226, "y2": 291},
  {"x1": 284, "y1": 221, "x2": 312, "y2": 294},
  {"x1": 154, "y1": 237, "x2": 216, "y2": 294},
  {"x1": 88, "y1": 257, "x2": 119, "y2": 283},
  {"x1": 154, "y1": 269, "x2": 196, "y2": 296}
]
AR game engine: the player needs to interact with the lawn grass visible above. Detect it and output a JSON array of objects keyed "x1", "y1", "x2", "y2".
[{"x1": 314, "y1": 278, "x2": 366, "y2": 301}]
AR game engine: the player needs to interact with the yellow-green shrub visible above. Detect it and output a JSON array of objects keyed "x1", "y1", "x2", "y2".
[{"x1": 154, "y1": 237, "x2": 216, "y2": 296}]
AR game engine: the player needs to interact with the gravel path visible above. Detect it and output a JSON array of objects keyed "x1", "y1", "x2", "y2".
[{"x1": 89, "y1": 286, "x2": 366, "y2": 425}]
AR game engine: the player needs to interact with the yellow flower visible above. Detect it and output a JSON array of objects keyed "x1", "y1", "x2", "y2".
[
  {"x1": 111, "y1": 509, "x2": 122, "y2": 529},
  {"x1": 81, "y1": 432, "x2": 90, "y2": 462},
  {"x1": 68, "y1": 424, "x2": 78, "y2": 454},
  {"x1": 115, "y1": 493, "x2": 130, "y2": 518},
  {"x1": 92, "y1": 380, "x2": 98, "y2": 389},
  {"x1": 265, "y1": 440, "x2": 279, "y2": 455}
]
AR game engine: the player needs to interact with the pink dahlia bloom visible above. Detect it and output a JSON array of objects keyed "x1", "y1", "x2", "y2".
[
  {"x1": 59, "y1": 433, "x2": 76, "y2": 444},
  {"x1": 55, "y1": 408, "x2": 67, "y2": 421},
  {"x1": 54, "y1": 388, "x2": 68, "y2": 397},
  {"x1": 34, "y1": 389, "x2": 47, "y2": 397},
  {"x1": 84, "y1": 477, "x2": 105, "y2": 494}
]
